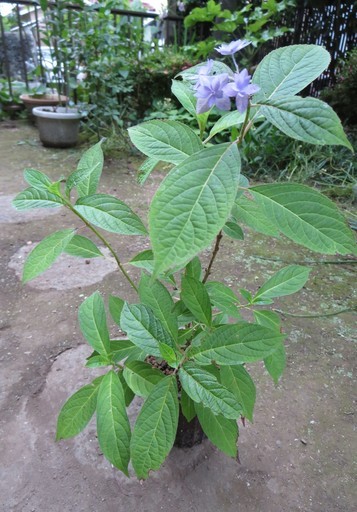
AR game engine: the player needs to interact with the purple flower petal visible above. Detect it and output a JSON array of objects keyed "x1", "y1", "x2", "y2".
[
  {"x1": 215, "y1": 39, "x2": 251, "y2": 56},
  {"x1": 236, "y1": 95, "x2": 249, "y2": 113}
]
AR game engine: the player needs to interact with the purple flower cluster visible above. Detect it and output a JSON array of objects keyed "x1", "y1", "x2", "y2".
[{"x1": 193, "y1": 40, "x2": 260, "y2": 115}]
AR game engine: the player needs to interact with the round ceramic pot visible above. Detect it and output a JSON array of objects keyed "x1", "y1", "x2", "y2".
[{"x1": 33, "y1": 106, "x2": 84, "y2": 148}]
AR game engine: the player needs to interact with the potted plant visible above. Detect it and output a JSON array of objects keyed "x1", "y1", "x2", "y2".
[
  {"x1": 20, "y1": 83, "x2": 67, "y2": 123},
  {"x1": 13, "y1": 42, "x2": 356, "y2": 478},
  {"x1": 31, "y1": 1, "x2": 84, "y2": 147}
]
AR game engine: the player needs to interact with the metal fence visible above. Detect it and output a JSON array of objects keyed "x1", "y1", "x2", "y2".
[{"x1": 270, "y1": 0, "x2": 356, "y2": 95}]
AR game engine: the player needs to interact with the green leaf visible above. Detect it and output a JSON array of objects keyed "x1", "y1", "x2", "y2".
[
  {"x1": 137, "y1": 157, "x2": 160, "y2": 185},
  {"x1": 181, "y1": 275, "x2": 212, "y2": 326},
  {"x1": 108, "y1": 295, "x2": 125, "y2": 325},
  {"x1": 131, "y1": 376, "x2": 179, "y2": 479},
  {"x1": 258, "y1": 96, "x2": 352, "y2": 150},
  {"x1": 128, "y1": 250, "x2": 154, "y2": 273},
  {"x1": 120, "y1": 303, "x2": 175, "y2": 357},
  {"x1": 56, "y1": 376, "x2": 103, "y2": 440},
  {"x1": 109, "y1": 339, "x2": 140, "y2": 363},
  {"x1": 252, "y1": 45, "x2": 331, "y2": 101},
  {"x1": 128, "y1": 120, "x2": 203, "y2": 165},
  {"x1": 78, "y1": 292, "x2": 110, "y2": 356},
  {"x1": 23, "y1": 168, "x2": 52, "y2": 190},
  {"x1": 171, "y1": 80, "x2": 198, "y2": 118},
  {"x1": 191, "y1": 323, "x2": 285, "y2": 365},
  {"x1": 118, "y1": 371, "x2": 135, "y2": 407},
  {"x1": 220, "y1": 366, "x2": 256, "y2": 422},
  {"x1": 12, "y1": 187, "x2": 65, "y2": 210},
  {"x1": 22, "y1": 229, "x2": 75, "y2": 282},
  {"x1": 66, "y1": 140, "x2": 104, "y2": 197},
  {"x1": 264, "y1": 343, "x2": 286, "y2": 384},
  {"x1": 74, "y1": 194, "x2": 147, "y2": 235},
  {"x1": 233, "y1": 195, "x2": 280, "y2": 237},
  {"x1": 185, "y1": 257, "x2": 202, "y2": 281},
  {"x1": 254, "y1": 265, "x2": 311, "y2": 301},
  {"x1": 223, "y1": 221, "x2": 244, "y2": 240},
  {"x1": 123, "y1": 360, "x2": 164, "y2": 397},
  {"x1": 150, "y1": 143, "x2": 241, "y2": 275},
  {"x1": 253, "y1": 310, "x2": 281, "y2": 330},
  {"x1": 195, "y1": 403, "x2": 238, "y2": 457},
  {"x1": 205, "y1": 281, "x2": 241, "y2": 319},
  {"x1": 209, "y1": 110, "x2": 246, "y2": 139},
  {"x1": 96, "y1": 371, "x2": 131, "y2": 475},
  {"x1": 250, "y1": 184, "x2": 357, "y2": 255},
  {"x1": 63, "y1": 234, "x2": 103, "y2": 258},
  {"x1": 85, "y1": 354, "x2": 111, "y2": 368},
  {"x1": 179, "y1": 362, "x2": 242, "y2": 420},
  {"x1": 139, "y1": 273, "x2": 178, "y2": 341},
  {"x1": 180, "y1": 389, "x2": 196, "y2": 422}
]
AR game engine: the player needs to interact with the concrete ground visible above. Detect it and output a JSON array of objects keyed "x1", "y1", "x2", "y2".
[{"x1": 0, "y1": 121, "x2": 356, "y2": 512}]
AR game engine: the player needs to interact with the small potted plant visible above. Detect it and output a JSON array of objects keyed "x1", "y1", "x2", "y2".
[
  {"x1": 20, "y1": 83, "x2": 67, "y2": 123},
  {"x1": 13, "y1": 42, "x2": 356, "y2": 479}
]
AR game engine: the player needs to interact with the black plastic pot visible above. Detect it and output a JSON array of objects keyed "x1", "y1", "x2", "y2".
[{"x1": 174, "y1": 411, "x2": 206, "y2": 448}]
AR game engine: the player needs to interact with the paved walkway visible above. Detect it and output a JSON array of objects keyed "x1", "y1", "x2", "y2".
[{"x1": 0, "y1": 121, "x2": 356, "y2": 512}]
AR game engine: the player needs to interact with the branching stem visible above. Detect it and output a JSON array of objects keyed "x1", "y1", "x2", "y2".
[
  {"x1": 63, "y1": 198, "x2": 138, "y2": 293},
  {"x1": 203, "y1": 230, "x2": 223, "y2": 283}
]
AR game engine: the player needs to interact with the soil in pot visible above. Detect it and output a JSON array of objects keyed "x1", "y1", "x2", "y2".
[{"x1": 146, "y1": 356, "x2": 206, "y2": 448}]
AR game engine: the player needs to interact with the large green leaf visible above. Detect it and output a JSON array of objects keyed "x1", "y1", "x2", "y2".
[
  {"x1": 23, "y1": 168, "x2": 52, "y2": 190},
  {"x1": 254, "y1": 310, "x2": 286, "y2": 384},
  {"x1": 195, "y1": 403, "x2": 238, "y2": 457},
  {"x1": 181, "y1": 275, "x2": 212, "y2": 326},
  {"x1": 22, "y1": 229, "x2": 75, "y2": 282},
  {"x1": 191, "y1": 323, "x2": 285, "y2": 365},
  {"x1": 96, "y1": 371, "x2": 131, "y2": 475},
  {"x1": 78, "y1": 292, "x2": 110, "y2": 356},
  {"x1": 120, "y1": 303, "x2": 175, "y2": 357},
  {"x1": 123, "y1": 360, "x2": 164, "y2": 397},
  {"x1": 12, "y1": 187, "x2": 65, "y2": 210},
  {"x1": 128, "y1": 120, "x2": 203, "y2": 165},
  {"x1": 258, "y1": 96, "x2": 352, "y2": 150},
  {"x1": 139, "y1": 273, "x2": 178, "y2": 341},
  {"x1": 66, "y1": 140, "x2": 104, "y2": 197},
  {"x1": 178, "y1": 362, "x2": 242, "y2": 419},
  {"x1": 254, "y1": 265, "x2": 311, "y2": 301},
  {"x1": 252, "y1": 45, "x2": 330, "y2": 100},
  {"x1": 131, "y1": 376, "x2": 179, "y2": 479},
  {"x1": 233, "y1": 195, "x2": 280, "y2": 237},
  {"x1": 137, "y1": 157, "x2": 160, "y2": 185},
  {"x1": 74, "y1": 194, "x2": 147, "y2": 235},
  {"x1": 109, "y1": 339, "x2": 140, "y2": 363},
  {"x1": 250, "y1": 184, "x2": 357, "y2": 255},
  {"x1": 220, "y1": 366, "x2": 256, "y2": 422},
  {"x1": 63, "y1": 234, "x2": 103, "y2": 258},
  {"x1": 205, "y1": 281, "x2": 241, "y2": 319},
  {"x1": 56, "y1": 376, "x2": 103, "y2": 440},
  {"x1": 150, "y1": 143, "x2": 241, "y2": 275}
]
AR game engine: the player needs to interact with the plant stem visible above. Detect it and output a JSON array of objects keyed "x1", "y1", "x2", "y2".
[
  {"x1": 273, "y1": 307, "x2": 355, "y2": 318},
  {"x1": 202, "y1": 230, "x2": 223, "y2": 283},
  {"x1": 64, "y1": 199, "x2": 138, "y2": 293}
]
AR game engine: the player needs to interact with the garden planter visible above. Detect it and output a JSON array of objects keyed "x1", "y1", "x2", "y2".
[
  {"x1": 20, "y1": 94, "x2": 67, "y2": 123},
  {"x1": 33, "y1": 106, "x2": 84, "y2": 148}
]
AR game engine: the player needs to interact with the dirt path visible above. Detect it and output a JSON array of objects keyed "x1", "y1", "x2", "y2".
[{"x1": 0, "y1": 121, "x2": 356, "y2": 512}]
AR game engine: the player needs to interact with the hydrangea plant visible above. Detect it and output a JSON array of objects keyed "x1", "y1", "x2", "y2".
[{"x1": 13, "y1": 42, "x2": 356, "y2": 479}]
